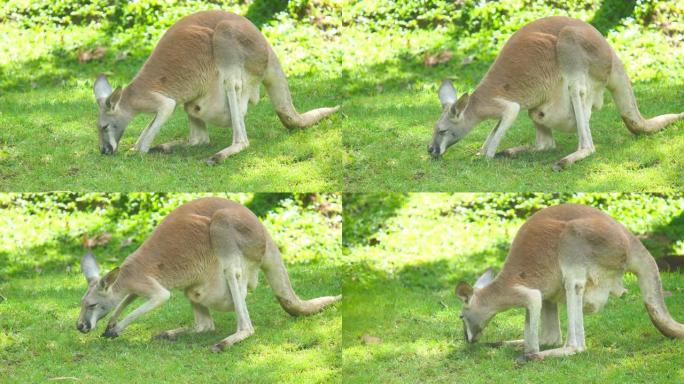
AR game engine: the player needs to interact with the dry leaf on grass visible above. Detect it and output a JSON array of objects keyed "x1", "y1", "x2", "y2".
[
  {"x1": 78, "y1": 46, "x2": 107, "y2": 63},
  {"x1": 115, "y1": 51, "x2": 128, "y2": 61},
  {"x1": 423, "y1": 50, "x2": 453, "y2": 67},
  {"x1": 119, "y1": 237, "x2": 135, "y2": 248},
  {"x1": 82, "y1": 232, "x2": 113, "y2": 248},
  {"x1": 360, "y1": 333, "x2": 382, "y2": 345},
  {"x1": 460, "y1": 55, "x2": 476, "y2": 66}
]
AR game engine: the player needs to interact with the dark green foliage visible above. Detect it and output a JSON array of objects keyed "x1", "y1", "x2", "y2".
[
  {"x1": 591, "y1": 0, "x2": 637, "y2": 34},
  {"x1": 1, "y1": 0, "x2": 111, "y2": 27},
  {"x1": 342, "y1": 193, "x2": 408, "y2": 247},
  {"x1": 245, "y1": 0, "x2": 289, "y2": 27}
]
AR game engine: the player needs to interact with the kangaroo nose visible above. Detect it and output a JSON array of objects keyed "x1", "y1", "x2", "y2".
[
  {"x1": 101, "y1": 144, "x2": 113, "y2": 155},
  {"x1": 428, "y1": 144, "x2": 442, "y2": 159},
  {"x1": 77, "y1": 323, "x2": 90, "y2": 333}
]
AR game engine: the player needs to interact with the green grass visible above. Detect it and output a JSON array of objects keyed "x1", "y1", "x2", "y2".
[
  {"x1": 340, "y1": 30, "x2": 684, "y2": 192},
  {"x1": 2, "y1": 5, "x2": 683, "y2": 191},
  {"x1": 0, "y1": 14, "x2": 343, "y2": 192},
  {"x1": 342, "y1": 193, "x2": 684, "y2": 383},
  {"x1": 343, "y1": 78, "x2": 684, "y2": 192},
  {"x1": 0, "y1": 63, "x2": 342, "y2": 192},
  {"x1": 0, "y1": 194, "x2": 342, "y2": 383}
]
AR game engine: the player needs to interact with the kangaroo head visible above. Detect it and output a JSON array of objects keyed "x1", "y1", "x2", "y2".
[
  {"x1": 455, "y1": 268, "x2": 495, "y2": 343},
  {"x1": 93, "y1": 74, "x2": 132, "y2": 155},
  {"x1": 428, "y1": 80, "x2": 472, "y2": 158},
  {"x1": 77, "y1": 252, "x2": 121, "y2": 333}
]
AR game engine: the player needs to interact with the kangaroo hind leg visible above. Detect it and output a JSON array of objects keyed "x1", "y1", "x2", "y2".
[
  {"x1": 497, "y1": 123, "x2": 556, "y2": 157},
  {"x1": 156, "y1": 302, "x2": 215, "y2": 341},
  {"x1": 151, "y1": 115, "x2": 210, "y2": 153},
  {"x1": 552, "y1": 26, "x2": 608, "y2": 171},
  {"x1": 208, "y1": 211, "x2": 256, "y2": 352},
  {"x1": 206, "y1": 19, "x2": 270, "y2": 165},
  {"x1": 535, "y1": 227, "x2": 590, "y2": 360},
  {"x1": 206, "y1": 71, "x2": 250, "y2": 165}
]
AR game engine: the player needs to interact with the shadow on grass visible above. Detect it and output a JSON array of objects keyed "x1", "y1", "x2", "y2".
[
  {"x1": 640, "y1": 211, "x2": 684, "y2": 259},
  {"x1": 342, "y1": 193, "x2": 408, "y2": 247}
]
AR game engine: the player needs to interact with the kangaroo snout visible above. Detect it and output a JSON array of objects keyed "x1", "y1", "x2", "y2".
[
  {"x1": 427, "y1": 143, "x2": 443, "y2": 159},
  {"x1": 100, "y1": 143, "x2": 115, "y2": 155},
  {"x1": 77, "y1": 322, "x2": 92, "y2": 333}
]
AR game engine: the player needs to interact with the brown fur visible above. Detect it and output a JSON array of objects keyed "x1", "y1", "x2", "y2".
[
  {"x1": 77, "y1": 197, "x2": 340, "y2": 351},
  {"x1": 94, "y1": 10, "x2": 339, "y2": 162},
  {"x1": 457, "y1": 204, "x2": 684, "y2": 360},
  {"x1": 430, "y1": 16, "x2": 684, "y2": 169}
]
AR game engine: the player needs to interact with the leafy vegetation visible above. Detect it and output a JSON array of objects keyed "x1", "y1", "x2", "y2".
[
  {"x1": 0, "y1": 193, "x2": 342, "y2": 383},
  {"x1": 343, "y1": 193, "x2": 684, "y2": 382}
]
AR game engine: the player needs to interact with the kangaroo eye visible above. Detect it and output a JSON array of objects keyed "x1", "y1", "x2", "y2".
[{"x1": 88, "y1": 304, "x2": 97, "y2": 309}]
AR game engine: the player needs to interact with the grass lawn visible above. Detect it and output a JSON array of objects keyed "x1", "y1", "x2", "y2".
[
  {"x1": 0, "y1": 194, "x2": 342, "y2": 383},
  {"x1": 3, "y1": 6, "x2": 683, "y2": 192},
  {"x1": 0, "y1": 64, "x2": 342, "y2": 192},
  {"x1": 340, "y1": 35, "x2": 684, "y2": 192},
  {"x1": 0, "y1": 11, "x2": 343, "y2": 192},
  {"x1": 342, "y1": 193, "x2": 684, "y2": 383},
  {"x1": 343, "y1": 75, "x2": 684, "y2": 192}
]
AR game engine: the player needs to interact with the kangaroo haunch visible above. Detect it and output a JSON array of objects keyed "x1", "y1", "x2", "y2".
[
  {"x1": 76, "y1": 197, "x2": 341, "y2": 352},
  {"x1": 456, "y1": 203, "x2": 684, "y2": 361},
  {"x1": 93, "y1": 10, "x2": 339, "y2": 164},
  {"x1": 428, "y1": 16, "x2": 684, "y2": 171}
]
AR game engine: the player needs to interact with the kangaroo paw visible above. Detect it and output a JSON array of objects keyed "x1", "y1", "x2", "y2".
[{"x1": 102, "y1": 328, "x2": 119, "y2": 338}]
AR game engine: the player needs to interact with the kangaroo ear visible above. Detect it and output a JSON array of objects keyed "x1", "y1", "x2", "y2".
[
  {"x1": 455, "y1": 281, "x2": 474, "y2": 303},
  {"x1": 105, "y1": 87, "x2": 123, "y2": 110},
  {"x1": 474, "y1": 267, "x2": 494, "y2": 289},
  {"x1": 450, "y1": 92, "x2": 470, "y2": 118},
  {"x1": 99, "y1": 267, "x2": 120, "y2": 290},
  {"x1": 438, "y1": 80, "x2": 457, "y2": 107},
  {"x1": 81, "y1": 252, "x2": 100, "y2": 284},
  {"x1": 94, "y1": 74, "x2": 113, "y2": 108}
]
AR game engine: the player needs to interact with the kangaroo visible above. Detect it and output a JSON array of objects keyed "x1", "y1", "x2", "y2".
[
  {"x1": 455, "y1": 203, "x2": 684, "y2": 361},
  {"x1": 429, "y1": 16, "x2": 684, "y2": 171},
  {"x1": 93, "y1": 10, "x2": 339, "y2": 164},
  {"x1": 76, "y1": 197, "x2": 341, "y2": 352}
]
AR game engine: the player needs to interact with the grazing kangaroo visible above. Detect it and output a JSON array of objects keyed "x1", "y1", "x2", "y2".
[
  {"x1": 428, "y1": 16, "x2": 684, "y2": 171},
  {"x1": 456, "y1": 204, "x2": 684, "y2": 361},
  {"x1": 93, "y1": 10, "x2": 339, "y2": 164},
  {"x1": 76, "y1": 197, "x2": 341, "y2": 351}
]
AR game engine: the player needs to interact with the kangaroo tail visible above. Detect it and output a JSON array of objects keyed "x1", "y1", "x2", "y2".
[
  {"x1": 627, "y1": 235, "x2": 684, "y2": 338},
  {"x1": 607, "y1": 54, "x2": 684, "y2": 134},
  {"x1": 263, "y1": 48, "x2": 340, "y2": 129},
  {"x1": 261, "y1": 239, "x2": 341, "y2": 316}
]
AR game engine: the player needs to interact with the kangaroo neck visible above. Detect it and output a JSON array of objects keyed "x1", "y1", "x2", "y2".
[{"x1": 473, "y1": 279, "x2": 514, "y2": 313}]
